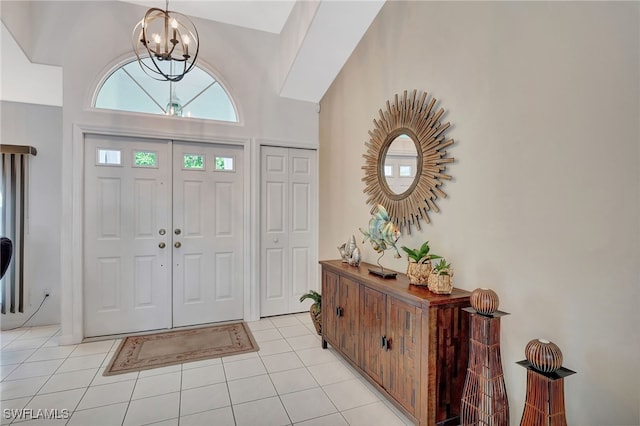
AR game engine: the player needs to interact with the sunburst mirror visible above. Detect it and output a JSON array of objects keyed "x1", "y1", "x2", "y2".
[{"x1": 362, "y1": 90, "x2": 455, "y2": 234}]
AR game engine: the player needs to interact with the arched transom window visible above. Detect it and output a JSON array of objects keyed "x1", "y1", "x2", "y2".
[{"x1": 94, "y1": 58, "x2": 237, "y2": 122}]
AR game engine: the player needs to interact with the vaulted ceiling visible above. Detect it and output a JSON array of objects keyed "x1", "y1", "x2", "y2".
[
  {"x1": 119, "y1": 0, "x2": 298, "y2": 34},
  {"x1": 1, "y1": 0, "x2": 385, "y2": 105}
]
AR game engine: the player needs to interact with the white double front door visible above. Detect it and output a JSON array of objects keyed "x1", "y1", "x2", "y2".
[{"x1": 83, "y1": 134, "x2": 244, "y2": 337}]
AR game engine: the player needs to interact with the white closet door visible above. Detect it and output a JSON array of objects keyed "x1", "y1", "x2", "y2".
[
  {"x1": 172, "y1": 142, "x2": 244, "y2": 327},
  {"x1": 260, "y1": 146, "x2": 317, "y2": 316},
  {"x1": 84, "y1": 135, "x2": 172, "y2": 337}
]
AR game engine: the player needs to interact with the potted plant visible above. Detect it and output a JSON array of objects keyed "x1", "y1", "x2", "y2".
[
  {"x1": 401, "y1": 241, "x2": 441, "y2": 286},
  {"x1": 428, "y1": 259, "x2": 454, "y2": 294},
  {"x1": 299, "y1": 290, "x2": 322, "y2": 335}
]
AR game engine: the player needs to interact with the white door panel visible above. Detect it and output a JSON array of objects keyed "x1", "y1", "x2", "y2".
[
  {"x1": 260, "y1": 147, "x2": 317, "y2": 317},
  {"x1": 288, "y1": 151, "x2": 315, "y2": 310},
  {"x1": 261, "y1": 147, "x2": 289, "y2": 315},
  {"x1": 84, "y1": 135, "x2": 171, "y2": 337},
  {"x1": 172, "y1": 142, "x2": 244, "y2": 327}
]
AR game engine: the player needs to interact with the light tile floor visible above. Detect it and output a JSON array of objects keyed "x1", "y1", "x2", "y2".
[{"x1": 1, "y1": 314, "x2": 413, "y2": 426}]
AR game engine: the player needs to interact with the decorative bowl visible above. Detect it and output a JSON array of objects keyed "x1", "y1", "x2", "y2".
[
  {"x1": 525, "y1": 338, "x2": 563, "y2": 373},
  {"x1": 469, "y1": 288, "x2": 499, "y2": 315}
]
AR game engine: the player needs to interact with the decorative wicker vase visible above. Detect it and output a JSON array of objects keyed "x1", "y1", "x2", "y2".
[
  {"x1": 525, "y1": 339, "x2": 563, "y2": 373},
  {"x1": 406, "y1": 261, "x2": 432, "y2": 286},
  {"x1": 470, "y1": 288, "x2": 500, "y2": 315},
  {"x1": 309, "y1": 304, "x2": 322, "y2": 335},
  {"x1": 427, "y1": 269, "x2": 454, "y2": 294}
]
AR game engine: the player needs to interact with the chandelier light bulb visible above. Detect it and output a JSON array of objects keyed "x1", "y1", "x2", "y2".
[{"x1": 183, "y1": 34, "x2": 190, "y2": 57}]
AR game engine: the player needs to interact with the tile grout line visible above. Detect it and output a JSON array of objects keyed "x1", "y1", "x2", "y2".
[
  {"x1": 120, "y1": 364, "x2": 139, "y2": 426},
  {"x1": 257, "y1": 347, "x2": 294, "y2": 426},
  {"x1": 272, "y1": 316, "x2": 345, "y2": 425},
  {"x1": 6, "y1": 327, "x2": 64, "y2": 426},
  {"x1": 176, "y1": 363, "x2": 183, "y2": 426},
  {"x1": 220, "y1": 353, "x2": 238, "y2": 426}
]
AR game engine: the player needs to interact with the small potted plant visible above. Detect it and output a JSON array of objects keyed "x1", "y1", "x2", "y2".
[
  {"x1": 428, "y1": 259, "x2": 454, "y2": 294},
  {"x1": 299, "y1": 290, "x2": 321, "y2": 335},
  {"x1": 401, "y1": 241, "x2": 441, "y2": 286}
]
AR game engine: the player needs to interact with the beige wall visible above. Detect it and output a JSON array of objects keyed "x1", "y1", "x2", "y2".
[{"x1": 319, "y1": 2, "x2": 639, "y2": 424}]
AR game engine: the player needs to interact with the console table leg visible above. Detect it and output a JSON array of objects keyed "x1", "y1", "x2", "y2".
[{"x1": 322, "y1": 339, "x2": 327, "y2": 349}]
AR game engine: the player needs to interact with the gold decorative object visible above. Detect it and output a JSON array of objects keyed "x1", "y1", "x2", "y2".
[
  {"x1": 362, "y1": 89, "x2": 455, "y2": 233},
  {"x1": 525, "y1": 339, "x2": 563, "y2": 373},
  {"x1": 470, "y1": 288, "x2": 500, "y2": 315}
]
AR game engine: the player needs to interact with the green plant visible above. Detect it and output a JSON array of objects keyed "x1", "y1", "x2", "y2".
[
  {"x1": 301, "y1": 290, "x2": 322, "y2": 335},
  {"x1": 433, "y1": 259, "x2": 451, "y2": 275},
  {"x1": 401, "y1": 241, "x2": 442, "y2": 264},
  {"x1": 299, "y1": 289, "x2": 321, "y2": 310}
]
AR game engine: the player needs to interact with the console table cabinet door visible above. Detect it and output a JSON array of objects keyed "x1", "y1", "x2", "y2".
[
  {"x1": 387, "y1": 297, "x2": 422, "y2": 415},
  {"x1": 361, "y1": 286, "x2": 387, "y2": 386},
  {"x1": 322, "y1": 270, "x2": 339, "y2": 346},
  {"x1": 321, "y1": 270, "x2": 360, "y2": 364},
  {"x1": 339, "y1": 276, "x2": 360, "y2": 363}
]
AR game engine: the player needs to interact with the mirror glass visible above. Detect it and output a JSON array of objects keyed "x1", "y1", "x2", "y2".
[{"x1": 383, "y1": 134, "x2": 418, "y2": 195}]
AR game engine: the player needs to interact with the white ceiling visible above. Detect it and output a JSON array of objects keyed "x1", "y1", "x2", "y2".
[
  {"x1": 119, "y1": 0, "x2": 297, "y2": 34},
  {"x1": 2, "y1": 1, "x2": 384, "y2": 104}
]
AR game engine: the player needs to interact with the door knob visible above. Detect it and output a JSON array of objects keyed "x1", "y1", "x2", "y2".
[
  {"x1": 273, "y1": 238, "x2": 278, "y2": 243},
  {"x1": 159, "y1": 242, "x2": 166, "y2": 249},
  {"x1": 174, "y1": 229, "x2": 182, "y2": 235},
  {"x1": 159, "y1": 229, "x2": 166, "y2": 235},
  {"x1": 174, "y1": 242, "x2": 182, "y2": 248}
]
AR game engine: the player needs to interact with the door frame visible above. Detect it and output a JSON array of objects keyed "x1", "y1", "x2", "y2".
[{"x1": 61, "y1": 124, "x2": 252, "y2": 344}]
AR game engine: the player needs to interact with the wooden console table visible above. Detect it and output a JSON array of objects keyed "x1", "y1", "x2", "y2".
[{"x1": 320, "y1": 260, "x2": 471, "y2": 425}]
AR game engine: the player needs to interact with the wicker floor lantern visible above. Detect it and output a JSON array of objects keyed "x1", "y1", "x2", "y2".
[{"x1": 460, "y1": 288, "x2": 509, "y2": 426}]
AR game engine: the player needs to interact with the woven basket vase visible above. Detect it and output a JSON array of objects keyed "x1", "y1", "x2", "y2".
[
  {"x1": 427, "y1": 269, "x2": 454, "y2": 294},
  {"x1": 309, "y1": 304, "x2": 321, "y2": 335},
  {"x1": 406, "y1": 261, "x2": 432, "y2": 286}
]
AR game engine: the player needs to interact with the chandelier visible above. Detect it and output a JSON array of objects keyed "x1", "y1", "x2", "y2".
[{"x1": 132, "y1": 0, "x2": 199, "y2": 82}]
